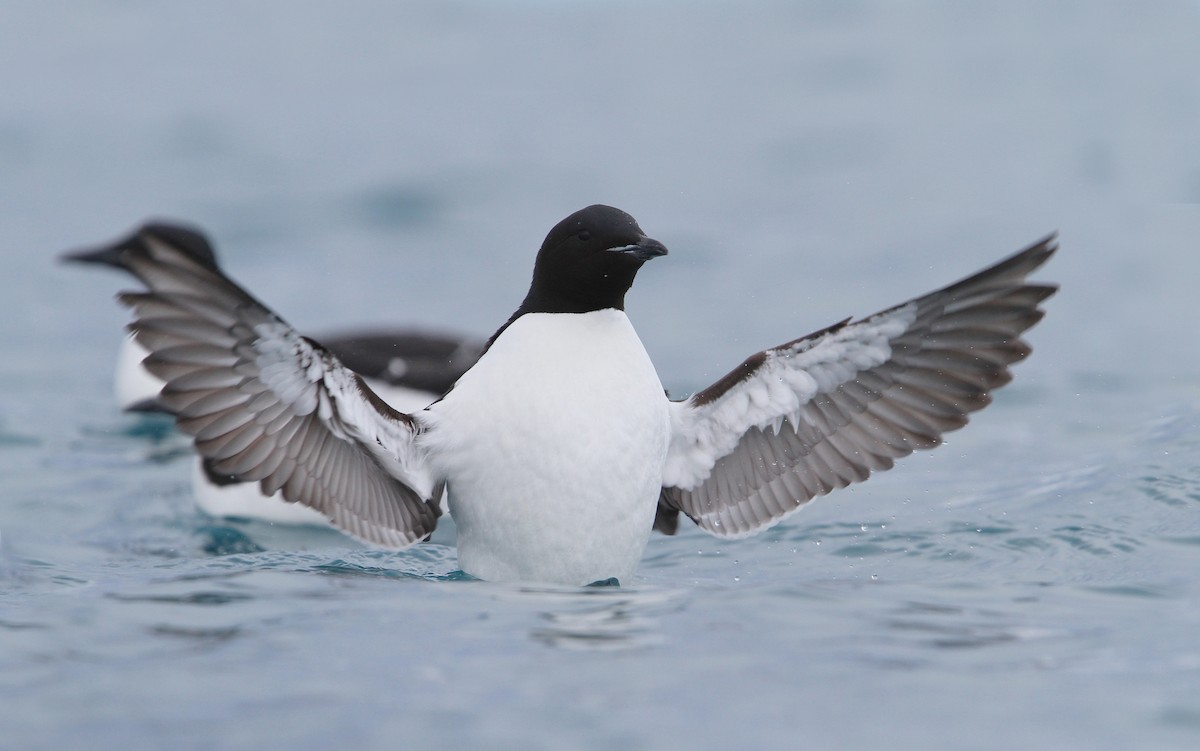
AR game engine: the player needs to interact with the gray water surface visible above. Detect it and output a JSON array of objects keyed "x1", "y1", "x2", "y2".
[{"x1": 3, "y1": 2, "x2": 1200, "y2": 749}]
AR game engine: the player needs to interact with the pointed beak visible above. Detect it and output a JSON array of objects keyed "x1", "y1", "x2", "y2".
[
  {"x1": 60, "y1": 232, "x2": 142, "y2": 269},
  {"x1": 609, "y1": 236, "x2": 669, "y2": 261}
]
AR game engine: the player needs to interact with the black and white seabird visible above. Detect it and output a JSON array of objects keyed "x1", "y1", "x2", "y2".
[
  {"x1": 68, "y1": 206, "x2": 1057, "y2": 585},
  {"x1": 63, "y1": 226, "x2": 483, "y2": 526}
]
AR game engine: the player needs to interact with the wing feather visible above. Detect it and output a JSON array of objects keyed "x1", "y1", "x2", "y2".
[
  {"x1": 660, "y1": 235, "x2": 1057, "y2": 537},
  {"x1": 83, "y1": 223, "x2": 441, "y2": 548}
]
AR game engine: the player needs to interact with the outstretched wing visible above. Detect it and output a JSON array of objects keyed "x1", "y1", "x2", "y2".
[
  {"x1": 78, "y1": 223, "x2": 442, "y2": 547},
  {"x1": 658, "y1": 235, "x2": 1058, "y2": 537}
]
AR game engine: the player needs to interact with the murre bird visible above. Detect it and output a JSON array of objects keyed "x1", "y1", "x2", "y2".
[
  {"x1": 63, "y1": 226, "x2": 482, "y2": 527},
  {"x1": 68, "y1": 206, "x2": 1057, "y2": 585}
]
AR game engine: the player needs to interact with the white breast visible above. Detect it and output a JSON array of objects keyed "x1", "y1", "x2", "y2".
[{"x1": 421, "y1": 310, "x2": 670, "y2": 585}]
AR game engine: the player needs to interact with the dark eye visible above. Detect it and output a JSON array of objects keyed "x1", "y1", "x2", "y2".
[{"x1": 577, "y1": 230, "x2": 591, "y2": 242}]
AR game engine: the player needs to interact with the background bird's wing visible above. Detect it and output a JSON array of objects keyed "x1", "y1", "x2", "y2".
[
  {"x1": 657, "y1": 235, "x2": 1058, "y2": 537},
  {"x1": 98, "y1": 225, "x2": 442, "y2": 547}
]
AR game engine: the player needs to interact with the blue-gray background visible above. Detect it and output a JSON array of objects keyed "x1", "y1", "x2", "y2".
[{"x1": 3, "y1": 2, "x2": 1199, "y2": 749}]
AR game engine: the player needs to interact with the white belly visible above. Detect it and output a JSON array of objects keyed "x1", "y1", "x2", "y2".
[{"x1": 421, "y1": 310, "x2": 670, "y2": 585}]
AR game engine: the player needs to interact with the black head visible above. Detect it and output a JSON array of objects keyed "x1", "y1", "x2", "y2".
[
  {"x1": 520, "y1": 204, "x2": 668, "y2": 315},
  {"x1": 62, "y1": 221, "x2": 219, "y2": 273}
]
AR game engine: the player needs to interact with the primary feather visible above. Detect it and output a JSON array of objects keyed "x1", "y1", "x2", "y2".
[
  {"x1": 113, "y1": 231, "x2": 442, "y2": 548},
  {"x1": 657, "y1": 234, "x2": 1057, "y2": 537}
]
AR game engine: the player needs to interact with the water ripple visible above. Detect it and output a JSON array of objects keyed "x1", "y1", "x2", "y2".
[
  {"x1": 107, "y1": 591, "x2": 254, "y2": 606},
  {"x1": 1139, "y1": 470, "x2": 1200, "y2": 508},
  {"x1": 492, "y1": 584, "x2": 689, "y2": 652}
]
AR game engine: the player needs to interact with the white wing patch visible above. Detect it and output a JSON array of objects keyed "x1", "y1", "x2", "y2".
[
  {"x1": 662, "y1": 303, "x2": 916, "y2": 491},
  {"x1": 105, "y1": 228, "x2": 442, "y2": 548},
  {"x1": 658, "y1": 236, "x2": 1058, "y2": 538}
]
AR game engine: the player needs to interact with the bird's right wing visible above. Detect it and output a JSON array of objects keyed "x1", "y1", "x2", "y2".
[{"x1": 74, "y1": 223, "x2": 442, "y2": 547}]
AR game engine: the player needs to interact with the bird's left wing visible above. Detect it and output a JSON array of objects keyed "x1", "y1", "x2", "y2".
[
  {"x1": 71, "y1": 223, "x2": 442, "y2": 547},
  {"x1": 657, "y1": 235, "x2": 1058, "y2": 537}
]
